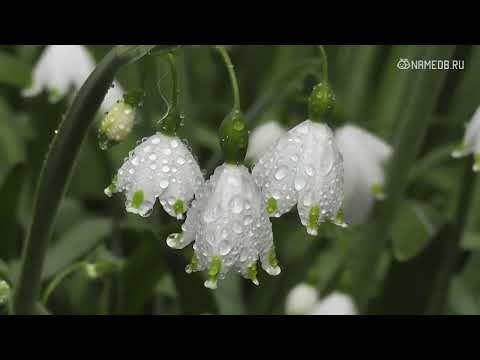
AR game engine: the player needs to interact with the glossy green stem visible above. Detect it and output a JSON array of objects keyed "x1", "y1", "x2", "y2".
[{"x1": 215, "y1": 46, "x2": 241, "y2": 111}]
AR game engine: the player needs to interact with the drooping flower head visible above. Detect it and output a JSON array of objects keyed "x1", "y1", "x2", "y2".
[
  {"x1": 285, "y1": 283, "x2": 357, "y2": 315},
  {"x1": 23, "y1": 45, "x2": 123, "y2": 112},
  {"x1": 335, "y1": 124, "x2": 392, "y2": 225},
  {"x1": 452, "y1": 106, "x2": 480, "y2": 171},
  {"x1": 166, "y1": 46, "x2": 281, "y2": 289},
  {"x1": 253, "y1": 83, "x2": 345, "y2": 236},
  {"x1": 167, "y1": 164, "x2": 281, "y2": 289},
  {"x1": 105, "y1": 131, "x2": 203, "y2": 219}
]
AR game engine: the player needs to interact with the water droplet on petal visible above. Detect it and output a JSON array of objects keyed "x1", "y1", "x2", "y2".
[
  {"x1": 294, "y1": 177, "x2": 306, "y2": 191},
  {"x1": 275, "y1": 167, "x2": 288, "y2": 181}
]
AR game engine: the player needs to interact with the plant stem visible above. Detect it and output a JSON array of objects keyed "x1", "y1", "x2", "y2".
[
  {"x1": 426, "y1": 158, "x2": 475, "y2": 314},
  {"x1": 42, "y1": 262, "x2": 86, "y2": 305},
  {"x1": 349, "y1": 45, "x2": 456, "y2": 311},
  {"x1": 318, "y1": 45, "x2": 328, "y2": 83},
  {"x1": 13, "y1": 45, "x2": 175, "y2": 314},
  {"x1": 215, "y1": 46, "x2": 241, "y2": 111}
]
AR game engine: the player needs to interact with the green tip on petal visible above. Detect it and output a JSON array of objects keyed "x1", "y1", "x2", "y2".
[
  {"x1": 266, "y1": 197, "x2": 278, "y2": 215},
  {"x1": 334, "y1": 208, "x2": 348, "y2": 228},
  {"x1": 451, "y1": 142, "x2": 466, "y2": 158},
  {"x1": 166, "y1": 233, "x2": 184, "y2": 250},
  {"x1": 371, "y1": 183, "x2": 386, "y2": 200},
  {"x1": 131, "y1": 190, "x2": 144, "y2": 209},
  {"x1": 0, "y1": 280, "x2": 11, "y2": 306},
  {"x1": 173, "y1": 199, "x2": 184, "y2": 219},
  {"x1": 48, "y1": 88, "x2": 62, "y2": 103},
  {"x1": 268, "y1": 247, "x2": 279, "y2": 268},
  {"x1": 247, "y1": 263, "x2": 259, "y2": 286},
  {"x1": 205, "y1": 256, "x2": 222, "y2": 290},
  {"x1": 307, "y1": 206, "x2": 320, "y2": 236},
  {"x1": 185, "y1": 254, "x2": 199, "y2": 274},
  {"x1": 104, "y1": 176, "x2": 118, "y2": 197},
  {"x1": 474, "y1": 154, "x2": 480, "y2": 172}
]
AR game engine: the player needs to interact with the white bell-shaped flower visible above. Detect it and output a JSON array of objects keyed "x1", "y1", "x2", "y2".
[
  {"x1": 105, "y1": 132, "x2": 204, "y2": 219},
  {"x1": 452, "y1": 106, "x2": 480, "y2": 171},
  {"x1": 334, "y1": 124, "x2": 392, "y2": 225},
  {"x1": 285, "y1": 283, "x2": 357, "y2": 315},
  {"x1": 22, "y1": 45, "x2": 122, "y2": 113},
  {"x1": 167, "y1": 164, "x2": 281, "y2": 289},
  {"x1": 252, "y1": 120, "x2": 345, "y2": 235},
  {"x1": 246, "y1": 120, "x2": 287, "y2": 162}
]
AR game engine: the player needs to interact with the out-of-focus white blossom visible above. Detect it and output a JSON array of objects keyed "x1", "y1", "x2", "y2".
[
  {"x1": 335, "y1": 124, "x2": 392, "y2": 225},
  {"x1": 105, "y1": 132, "x2": 204, "y2": 219},
  {"x1": 22, "y1": 45, "x2": 122, "y2": 112},
  {"x1": 167, "y1": 164, "x2": 281, "y2": 289},
  {"x1": 253, "y1": 120, "x2": 345, "y2": 235},
  {"x1": 286, "y1": 283, "x2": 357, "y2": 315},
  {"x1": 246, "y1": 120, "x2": 287, "y2": 161},
  {"x1": 285, "y1": 283, "x2": 318, "y2": 315},
  {"x1": 452, "y1": 106, "x2": 480, "y2": 171}
]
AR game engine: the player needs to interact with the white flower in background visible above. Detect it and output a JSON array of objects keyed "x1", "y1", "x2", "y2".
[
  {"x1": 167, "y1": 164, "x2": 281, "y2": 289},
  {"x1": 252, "y1": 120, "x2": 345, "y2": 236},
  {"x1": 452, "y1": 106, "x2": 480, "y2": 171},
  {"x1": 22, "y1": 45, "x2": 123, "y2": 112},
  {"x1": 246, "y1": 120, "x2": 287, "y2": 161},
  {"x1": 285, "y1": 283, "x2": 357, "y2": 315},
  {"x1": 335, "y1": 125, "x2": 392, "y2": 225},
  {"x1": 105, "y1": 132, "x2": 204, "y2": 219}
]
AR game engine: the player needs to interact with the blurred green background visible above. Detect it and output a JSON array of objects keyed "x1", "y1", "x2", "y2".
[{"x1": 1, "y1": 45, "x2": 480, "y2": 315}]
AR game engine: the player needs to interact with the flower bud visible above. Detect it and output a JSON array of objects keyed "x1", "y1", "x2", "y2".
[{"x1": 98, "y1": 90, "x2": 144, "y2": 150}]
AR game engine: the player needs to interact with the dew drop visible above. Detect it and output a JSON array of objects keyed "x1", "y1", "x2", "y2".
[
  {"x1": 275, "y1": 167, "x2": 288, "y2": 181},
  {"x1": 159, "y1": 180, "x2": 169, "y2": 189},
  {"x1": 294, "y1": 177, "x2": 306, "y2": 191}
]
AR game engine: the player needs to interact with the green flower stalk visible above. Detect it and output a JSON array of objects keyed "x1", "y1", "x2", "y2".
[{"x1": 215, "y1": 46, "x2": 249, "y2": 164}]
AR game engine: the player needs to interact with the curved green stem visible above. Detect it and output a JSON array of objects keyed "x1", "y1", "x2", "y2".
[
  {"x1": 318, "y1": 45, "x2": 328, "y2": 83},
  {"x1": 167, "y1": 53, "x2": 179, "y2": 108},
  {"x1": 215, "y1": 46, "x2": 241, "y2": 111},
  {"x1": 42, "y1": 262, "x2": 87, "y2": 305},
  {"x1": 13, "y1": 45, "x2": 177, "y2": 315}
]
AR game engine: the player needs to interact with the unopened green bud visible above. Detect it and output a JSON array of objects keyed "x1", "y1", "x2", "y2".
[
  {"x1": 219, "y1": 110, "x2": 249, "y2": 164},
  {"x1": 308, "y1": 82, "x2": 336, "y2": 123}
]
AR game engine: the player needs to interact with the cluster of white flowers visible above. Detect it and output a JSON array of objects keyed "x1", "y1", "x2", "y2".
[
  {"x1": 23, "y1": 45, "x2": 123, "y2": 113},
  {"x1": 285, "y1": 283, "x2": 357, "y2": 315},
  {"x1": 106, "y1": 114, "x2": 392, "y2": 288}
]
